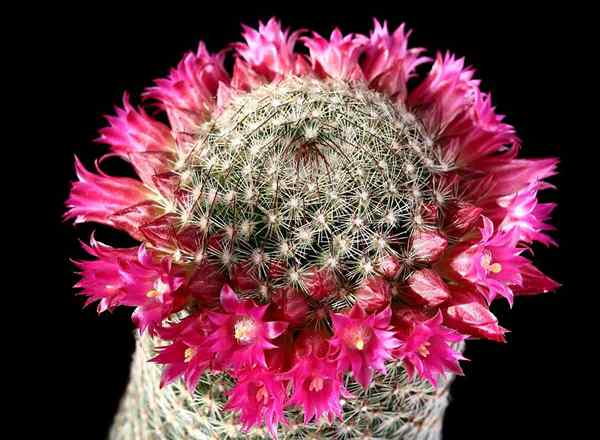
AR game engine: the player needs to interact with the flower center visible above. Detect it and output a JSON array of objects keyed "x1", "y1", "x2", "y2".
[
  {"x1": 345, "y1": 325, "x2": 372, "y2": 351},
  {"x1": 234, "y1": 317, "x2": 258, "y2": 344},
  {"x1": 184, "y1": 347, "x2": 196, "y2": 362},
  {"x1": 255, "y1": 384, "x2": 269, "y2": 405},
  {"x1": 481, "y1": 252, "x2": 502, "y2": 274},
  {"x1": 417, "y1": 341, "x2": 431, "y2": 358},
  {"x1": 146, "y1": 278, "x2": 169, "y2": 298},
  {"x1": 308, "y1": 376, "x2": 325, "y2": 392}
]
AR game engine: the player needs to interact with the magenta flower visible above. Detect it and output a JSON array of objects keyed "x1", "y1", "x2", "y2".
[
  {"x1": 234, "y1": 18, "x2": 308, "y2": 82},
  {"x1": 331, "y1": 305, "x2": 400, "y2": 388},
  {"x1": 512, "y1": 262, "x2": 561, "y2": 296},
  {"x1": 408, "y1": 52, "x2": 518, "y2": 170},
  {"x1": 152, "y1": 314, "x2": 212, "y2": 391},
  {"x1": 144, "y1": 42, "x2": 228, "y2": 133},
  {"x1": 271, "y1": 287, "x2": 310, "y2": 327},
  {"x1": 495, "y1": 182, "x2": 557, "y2": 246},
  {"x1": 395, "y1": 312, "x2": 466, "y2": 386},
  {"x1": 74, "y1": 236, "x2": 184, "y2": 333},
  {"x1": 301, "y1": 28, "x2": 367, "y2": 80},
  {"x1": 96, "y1": 93, "x2": 176, "y2": 186},
  {"x1": 285, "y1": 330, "x2": 349, "y2": 424},
  {"x1": 361, "y1": 19, "x2": 429, "y2": 100},
  {"x1": 65, "y1": 157, "x2": 159, "y2": 240},
  {"x1": 225, "y1": 368, "x2": 287, "y2": 438},
  {"x1": 205, "y1": 285, "x2": 288, "y2": 369},
  {"x1": 303, "y1": 267, "x2": 337, "y2": 300},
  {"x1": 445, "y1": 216, "x2": 527, "y2": 305}
]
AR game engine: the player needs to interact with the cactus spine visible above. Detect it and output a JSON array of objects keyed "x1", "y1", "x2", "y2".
[{"x1": 110, "y1": 333, "x2": 460, "y2": 440}]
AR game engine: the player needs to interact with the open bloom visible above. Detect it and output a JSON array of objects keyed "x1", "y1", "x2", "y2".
[
  {"x1": 331, "y1": 305, "x2": 399, "y2": 387},
  {"x1": 495, "y1": 182, "x2": 557, "y2": 246},
  {"x1": 152, "y1": 314, "x2": 213, "y2": 391},
  {"x1": 225, "y1": 368, "x2": 287, "y2": 437},
  {"x1": 75, "y1": 236, "x2": 184, "y2": 333},
  {"x1": 285, "y1": 330, "x2": 349, "y2": 423},
  {"x1": 205, "y1": 285, "x2": 288, "y2": 369},
  {"x1": 395, "y1": 312, "x2": 466, "y2": 386},
  {"x1": 445, "y1": 216, "x2": 527, "y2": 305}
]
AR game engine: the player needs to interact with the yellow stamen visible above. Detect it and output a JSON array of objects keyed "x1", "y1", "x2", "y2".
[
  {"x1": 347, "y1": 326, "x2": 371, "y2": 351},
  {"x1": 355, "y1": 338, "x2": 365, "y2": 351},
  {"x1": 309, "y1": 376, "x2": 324, "y2": 392},
  {"x1": 256, "y1": 386, "x2": 269, "y2": 405},
  {"x1": 489, "y1": 262, "x2": 502, "y2": 273},
  {"x1": 481, "y1": 252, "x2": 502, "y2": 274},
  {"x1": 184, "y1": 347, "x2": 196, "y2": 362},
  {"x1": 417, "y1": 342, "x2": 431, "y2": 358},
  {"x1": 234, "y1": 318, "x2": 256, "y2": 344},
  {"x1": 146, "y1": 289, "x2": 160, "y2": 298}
]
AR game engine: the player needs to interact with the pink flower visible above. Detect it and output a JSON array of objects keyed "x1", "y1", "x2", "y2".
[
  {"x1": 144, "y1": 42, "x2": 229, "y2": 134},
  {"x1": 185, "y1": 260, "x2": 226, "y2": 307},
  {"x1": 205, "y1": 285, "x2": 288, "y2": 369},
  {"x1": 476, "y1": 157, "x2": 558, "y2": 201},
  {"x1": 285, "y1": 330, "x2": 349, "y2": 423},
  {"x1": 65, "y1": 157, "x2": 159, "y2": 240},
  {"x1": 229, "y1": 263, "x2": 260, "y2": 292},
  {"x1": 225, "y1": 368, "x2": 287, "y2": 438},
  {"x1": 96, "y1": 93, "x2": 176, "y2": 187},
  {"x1": 331, "y1": 305, "x2": 400, "y2": 388},
  {"x1": 444, "y1": 216, "x2": 527, "y2": 305},
  {"x1": 234, "y1": 17, "x2": 308, "y2": 82},
  {"x1": 74, "y1": 237, "x2": 185, "y2": 333},
  {"x1": 395, "y1": 312, "x2": 466, "y2": 386},
  {"x1": 408, "y1": 52, "x2": 479, "y2": 133},
  {"x1": 152, "y1": 314, "x2": 212, "y2": 391},
  {"x1": 408, "y1": 52, "x2": 519, "y2": 170},
  {"x1": 301, "y1": 29, "x2": 367, "y2": 80},
  {"x1": 377, "y1": 254, "x2": 402, "y2": 280},
  {"x1": 495, "y1": 182, "x2": 557, "y2": 246},
  {"x1": 361, "y1": 19, "x2": 429, "y2": 101},
  {"x1": 443, "y1": 200, "x2": 483, "y2": 238}
]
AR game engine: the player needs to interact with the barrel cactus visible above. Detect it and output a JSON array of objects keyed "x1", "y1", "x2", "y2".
[{"x1": 66, "y1": 17, "x2": 559, "y2": 439}]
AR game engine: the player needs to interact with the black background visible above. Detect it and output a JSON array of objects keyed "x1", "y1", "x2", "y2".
[{"x1": 27, "y1": 3, "x2": 583, "y2": 439}]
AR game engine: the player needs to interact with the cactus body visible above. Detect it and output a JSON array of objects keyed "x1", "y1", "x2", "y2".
[
  {"x1": 173, "y1": 77, "x2": 441, "y2": 295},
  {"x1": 66, "y1": 17, "x2": 559, "y2": 440},
  {"x1": 110, "y1": 334, "x2": 460, "y2": 440}
]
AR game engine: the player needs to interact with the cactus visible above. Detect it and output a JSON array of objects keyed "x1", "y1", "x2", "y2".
[
  {"x1": 66, "y1": 17, "x2": 559, "y2": 440},
  {"x1": 110, "y1": 333, "x2": 461, "y2": 440},
  {"x1": 173, "y1": 77, "x2": 441, "y2": 299}
]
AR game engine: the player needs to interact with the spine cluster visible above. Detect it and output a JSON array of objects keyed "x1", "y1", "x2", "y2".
[
  {"x1": 110, "y1": 334, "x2": 460, "y2": 440},
  {"x1": 171, "y1": 78, "x2": 445, "y2": 300}
]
